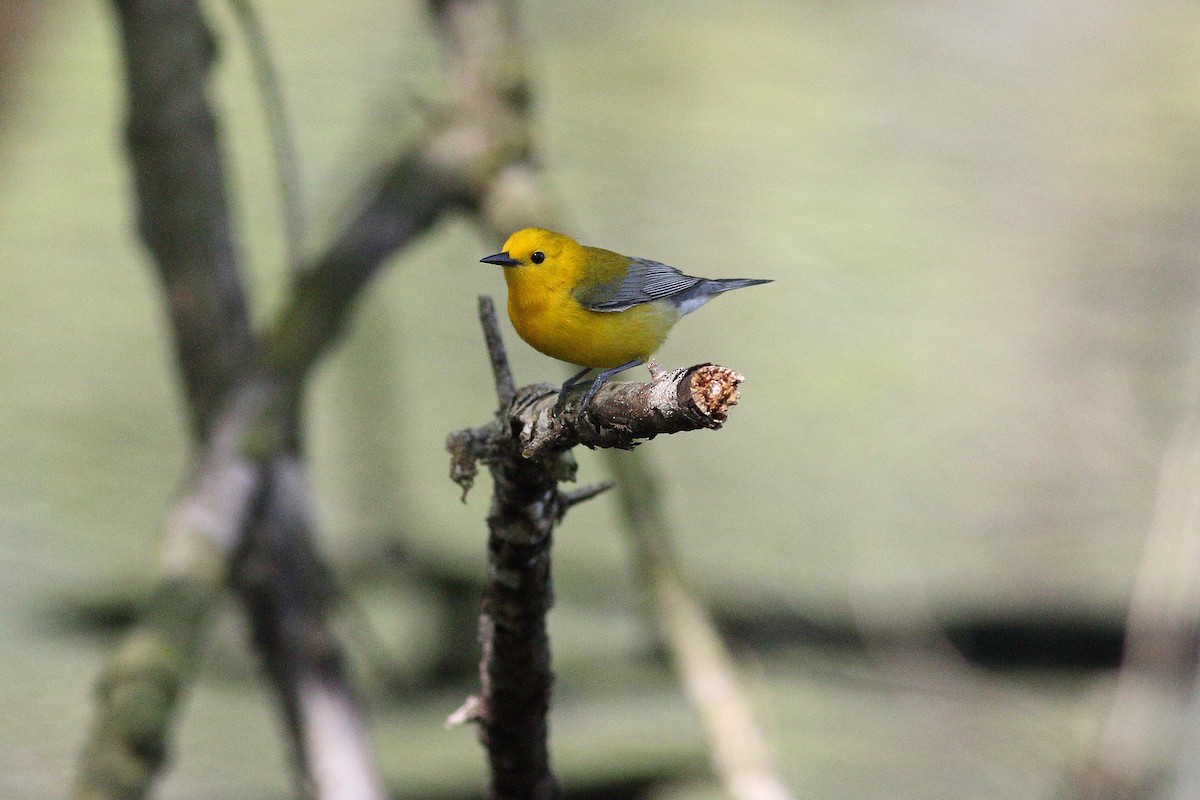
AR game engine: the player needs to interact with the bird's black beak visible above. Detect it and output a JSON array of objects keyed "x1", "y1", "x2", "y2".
[{"x1": 480, "y1": 251, "x2": 520, "y2": 267}]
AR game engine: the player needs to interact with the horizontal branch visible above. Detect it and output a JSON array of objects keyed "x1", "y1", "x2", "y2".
[
  {"x1": 515, "y1": 363, "x2": 747, "y2": 458},
  {"x1": 445, "y1": 362, "x2": 746, "y2": 498}
]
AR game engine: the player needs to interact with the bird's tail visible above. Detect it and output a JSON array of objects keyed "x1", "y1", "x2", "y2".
[
  {"x1": 711, "y1": 277, "x2": 773, "y2": 292},
  {"x1": 675, "y1": 277, "x2": 772, "y2": 315}
]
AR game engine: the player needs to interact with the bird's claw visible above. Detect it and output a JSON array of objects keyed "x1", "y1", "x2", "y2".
[{"x1": 552, "y1": 391, "x2": 571, "y2": 416}]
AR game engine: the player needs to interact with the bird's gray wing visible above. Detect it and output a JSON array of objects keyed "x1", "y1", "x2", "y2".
[{"x1": 574, "y1": 257, "x2": 703, "y2": 313}]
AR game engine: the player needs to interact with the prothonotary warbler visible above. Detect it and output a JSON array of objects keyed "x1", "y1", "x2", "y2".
[{"x1": 481, "y1": 228, "x2": 771, "y2": 410}]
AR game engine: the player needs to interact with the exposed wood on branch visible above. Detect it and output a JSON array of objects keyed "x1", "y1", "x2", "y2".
[{"x1": 515, "y1": 362, "x2": 746, "y2": 458}]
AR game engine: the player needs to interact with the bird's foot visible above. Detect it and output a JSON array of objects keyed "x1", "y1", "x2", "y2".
[
  {"x1": 576, "y1": 384, "x2": 603, "y2": 414},
  {"x1": 552, "y1": 389, "x2": 572, "y2": 416}
]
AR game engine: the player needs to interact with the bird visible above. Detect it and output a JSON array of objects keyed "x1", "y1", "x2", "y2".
[{"x1": 480, "y1": 227, "x2": 771, "y2": 412}]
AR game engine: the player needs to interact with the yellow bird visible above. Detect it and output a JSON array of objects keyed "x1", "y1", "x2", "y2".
[{"x1": 481, "y1": 228, "x2": 771, "y2": 410}]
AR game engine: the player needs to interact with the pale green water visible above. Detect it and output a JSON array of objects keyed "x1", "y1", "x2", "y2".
[{"x1": 2, "y1": 1, "x2": 1199, "y2": 797}]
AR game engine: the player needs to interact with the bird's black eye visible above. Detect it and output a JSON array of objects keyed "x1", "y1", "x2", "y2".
[{"x1": 531, "y1": 251, "x2": 545, "y2": 264}]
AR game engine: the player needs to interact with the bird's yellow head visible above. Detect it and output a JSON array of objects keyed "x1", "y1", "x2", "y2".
[
  {"x1": 481, "y1": 228, "x2": 586, "y2": 300},
  {"x1": 480, "y1": 228, "x2": 580, "y2": 271}
]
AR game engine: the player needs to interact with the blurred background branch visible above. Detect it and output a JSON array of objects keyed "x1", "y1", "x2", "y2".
[
  {"x1": 606, "y1": 448, "x2": 794, "y2": 800},
  {"x1": 73, "y1": 0, "x2": 553, "y2": 798},
  {"x1": 72, "y1": 2, "x2": 259, "y2": 795},
  {"x1": 1072, "y1": 414, "x2": 1200, "y2": 800}
]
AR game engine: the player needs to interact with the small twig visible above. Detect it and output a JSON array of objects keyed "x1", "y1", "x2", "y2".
[
  {"x1": 479, "y1": 295, "x2": 516, "y2": 407},
  {"x1": 227, "y1": 0, "x2": 306, "y2": 273},
  {"x1": 557, "y1": 482, "x2": 614, "y2": 516}
]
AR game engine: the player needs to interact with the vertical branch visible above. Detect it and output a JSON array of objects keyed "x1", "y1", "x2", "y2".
[
  {"x1": 73, "y1": 3, "x2": 258, "y2": 798},
  {"x1": 1072, "y1": 415, "x2": 1200, "y2": 799},
  {"x1": 449, "y1": 309, "x2": 760, "y2": 800},
  {"x1": 478, "y1": 455, "x2": 562, "y2": 800},
  {"x1": 234, "y1": 458, "x2": 385, "y2": 800},
  {"x1": 479, "y1": 295, "x2": 516, "y2": 407},
  {"x1": 227, "y1": 0, "x2": 306, "y2": 272},
  {"x1": 424, "y1": 7, "x2": 569, "y2": 787},
  {"x1": 472, "y1": 303, "x2": 567, "y2": 800},
  {"x1": 113, "y1": 0, "x2": 254, "y2": 440}
]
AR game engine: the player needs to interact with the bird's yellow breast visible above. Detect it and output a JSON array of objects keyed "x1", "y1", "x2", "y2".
[{"x1": 504, "y1": 267, "x2": 678, "y2": 368}]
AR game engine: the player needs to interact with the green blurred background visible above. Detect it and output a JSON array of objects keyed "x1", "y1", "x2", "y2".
[{"x1": 3, "y1": 1, "x2": 1199, "y2": 797}]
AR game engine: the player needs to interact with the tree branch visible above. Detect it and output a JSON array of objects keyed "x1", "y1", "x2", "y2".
[
  {"x1": 1070, "y1": 415, "x2": 1200, "y2": 800},
  {"x1": 227, "y1": 0, "x2": 306, "y2": 272},
  {"x1": 73, "y1": 3, "x2": 262, "y2": 796},
  {"x1": 446, "y1": 298, "x2": 757, "y2": 800},
  {"x1": 446, "y1": 302, "x2": 749, "y2": 494},
  {"x1": 233, "y1": 457, "x2": 385, "y2": 800},
  {"x1": 445, "y1": 304, "x2": 574, "y2": 800},
  {"x1": 77, "y1": 0, "x2": 539, "y2": 796},
  {"x1": 514, "y1": 363, "x2": 746, "y2": 458},
  {"x1": 112, "y1": 0, "x2": 254, "y2": 441},
  {"x1": 479, "y1": 295, "x2": 517, "y2": 408}
]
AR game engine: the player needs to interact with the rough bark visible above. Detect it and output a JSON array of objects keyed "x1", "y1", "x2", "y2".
[{"x1": 447, "y1": 298, "x2": 760, "y2": 800}]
